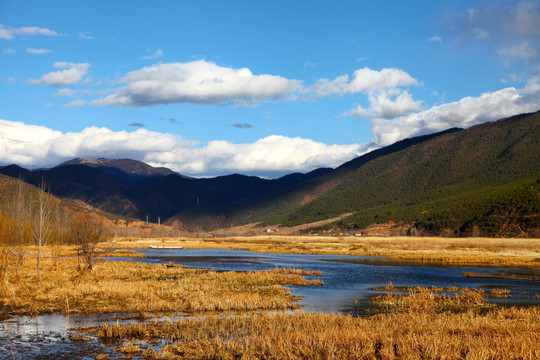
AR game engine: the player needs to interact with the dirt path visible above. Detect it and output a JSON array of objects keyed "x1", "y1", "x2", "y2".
[{"x1": 211, "y1": 213, "x2": 354, "y2": 236}]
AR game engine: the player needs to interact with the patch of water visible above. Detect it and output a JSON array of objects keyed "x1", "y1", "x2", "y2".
[
  {"x1": 2, "y1": 248, "x2": 539, "y2": 359},
  {"x1": 135, "y1": 248, "x2": 540, "y2": 315}
]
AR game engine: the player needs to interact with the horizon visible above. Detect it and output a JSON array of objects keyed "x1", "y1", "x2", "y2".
[{"x1": 1, "y1": 1, "x2": 540, "y2": 178}]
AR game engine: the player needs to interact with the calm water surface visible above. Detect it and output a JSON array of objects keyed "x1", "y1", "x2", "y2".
[
  {"x1": 135, "y1": 248, "x2": 540, "y2": 314},
  {"x1": 2, "y1": 248, "x2": 539, "y2": 359}
]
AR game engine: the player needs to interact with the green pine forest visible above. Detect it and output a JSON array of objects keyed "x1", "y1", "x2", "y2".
[{"x1": 242, "y1": 111, "x2": 540, "y2": 237}]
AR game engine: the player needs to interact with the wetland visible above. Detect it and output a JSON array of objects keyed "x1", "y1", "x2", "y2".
[{"x1": 1, "y1": 236, "x2": 539, "y2": 359}]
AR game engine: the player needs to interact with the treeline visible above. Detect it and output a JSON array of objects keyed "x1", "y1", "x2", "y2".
[
  {"x1": 321, "y1": 178, "x2": 540, "y2": 237},
  {"x1": 0, "y1": 177, "x2": 108, "y2": 284}
]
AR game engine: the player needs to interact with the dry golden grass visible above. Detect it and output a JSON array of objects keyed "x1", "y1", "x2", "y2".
[
  {"x1": 0, "y1": 253, "x2": 322, "y2": 316},
  {"x1": 93, "y1": 287, "x2": 540, "y2": 359},
  {"x1": 101, "y1": 235, "x2": 540, "y2": 267},
  {"x1": 370, "y1": 286, "x2": 494, "y2": 314}
]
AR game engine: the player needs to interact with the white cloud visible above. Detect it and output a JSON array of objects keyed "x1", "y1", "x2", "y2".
[
  {"x1": 61, "y1": 99, "x2": 87, "y2": 108},
  {"x1": 144, "y1": 135, "x2": 365, "y2": 177},
  {"x1": 370, "y1": 86, "x2": 540, "y2": 146},
  {"x1": 0, "y1": 24, "x2": 60, "y2": 40},
  {"x1": 343, "y1": 90, "x2": 423, "y2": 119},
  {"x1": 428, "y1": 35, "x2": 442, "y2": 43},
  {"x1": 498, "y1": 41, "x2": 536, "y2": 60},
  {"x1": 28, "y1": 62, "x2": 90, "y2": 87},
  {"x1": 55, "y1": 88, "x2": 112, "y2": 97},
  {"x1": 2, "y1": 48, "x2": 15, "y2": 55},
  {"x1": 0, "y1": 120, "x2": 364, "y2": 177},
  {"x1": 142, "y1": 49, "x2": 163, "y2": 60},
  {"x1": 27, "y1": 47, "x2": 53, "y2": 54},
  {"x1": 78, "y1": 32, "x2": 93, "y2": 40},
  {"x1": 0, "y1": 26, "x2": 11, "y2": 40},
  {"x1": 308, "y1": 67, "x2": 419, "y2": 97},
  {"x1": 92, "y1": 60, "x2": 302, "y2": 107}
]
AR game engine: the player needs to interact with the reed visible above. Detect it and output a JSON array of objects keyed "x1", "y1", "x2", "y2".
[
  {"x1": 371, "y1": 286, "x2": 493, "y2": 314},
  {"x1": 0, "y1": 254, "x2": 322, "y2": 316},
  {"x1": 94, "y1": 305, "x2": 540, "y2": 359}
]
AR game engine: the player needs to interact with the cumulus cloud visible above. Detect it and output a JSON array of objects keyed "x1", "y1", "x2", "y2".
[
  {"x1": 369, "y1": 85, "x2": 540, "y2": 146},
  {"x1": 428, "y1": 35, "x2": 442, "y2": 43},
  {"x1": 27, "y1": 47, "x2": 53, "y2": 54},
  {"x1": 92, "y1": 60, "x2": 302, "y2": 107},
  {"x1": 308, "y1": 67, "x2": 419, "y2": 97},
  {"x1": 29, "y1": 62, "x2": 90, "y2": 87},
  {"x1": 0, "y1": 120, "x2": 364, "y2": 177},
  {"x1": 0, "y1": 24, "x2": 60, "y2": 40},
  {"x1": 315, "y1": 67, "x2": 422, "y2": 121},
  {"x1": 144, "y1": 135, "x2": 365, "y2": 177},
  {"x1": 2, "y1": 48, "x2": 15, "y2": 55},
  {"x1": 342, "y1": 90, "x2": 423, "y2": 119}
]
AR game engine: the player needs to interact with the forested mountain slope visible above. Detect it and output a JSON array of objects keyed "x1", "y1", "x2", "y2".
[{"x1": 261, "y1": 111, "x2": 540, "y2": 236}]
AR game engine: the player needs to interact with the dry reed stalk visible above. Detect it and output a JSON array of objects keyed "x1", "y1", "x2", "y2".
[
  {"x1": 1, "y1": 255, "x2": 322, "y2": 316},
  {"x1": 94, "y1": 306, "x2": 540, "y2": 359}
]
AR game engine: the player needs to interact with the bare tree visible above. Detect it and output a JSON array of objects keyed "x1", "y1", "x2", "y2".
[
  {"x1": 0, "y1": 212, "x2": 17, "y2": 285},
  {"x1": 71, "y1": 213, "x2": 106, "y2": 270},
  {"x1": 32, "y1": 180, "x2": 54, "y2": 281},
  {"x1": 13, "y1": 180, "x2": 30, "y2": 276}
]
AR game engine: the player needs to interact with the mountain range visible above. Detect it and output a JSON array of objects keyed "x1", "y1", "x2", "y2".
[{"x1": 1, "y1": 111, "x2": 539, "y2": 237}]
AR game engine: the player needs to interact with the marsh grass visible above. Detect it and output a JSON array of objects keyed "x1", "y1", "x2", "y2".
[
  {"x1": 102, "y1": 235, "x2": 540, "y2": 268},
  {"x1": 93, "y1": 290, "x2": 540, "y2": 359},
  {"x1": 371, "y1": 286, "x2": 493, "y2": 314},
  {"x1": 0, "y1": 253, "x2": 322, "y2": 316}
]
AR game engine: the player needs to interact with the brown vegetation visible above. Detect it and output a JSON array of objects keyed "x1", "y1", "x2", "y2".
[
  {"x1": 102, "y1": 235, "x2": 540, "y2": 268},
  {"x1": 92, "y1": 286, "x2": 540, "y2": 359},
  {"x1": 0, "y1": 252, "x2": 322, "y2": 316}
]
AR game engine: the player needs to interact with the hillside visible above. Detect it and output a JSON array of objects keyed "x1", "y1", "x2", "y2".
[
  {"x1": 258, "y1": 111, "x2": 540, "y2": 237},
  {"x1": 1, "y1": 111, "x2": 539, "y2": 237},
  {"x1": 0, "y1": 160, "x2": 331, "y2": 227}
]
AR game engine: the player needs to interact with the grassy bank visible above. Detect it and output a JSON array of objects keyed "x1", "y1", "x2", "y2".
[
  {"x1": 101, "y1": 235, "x2": 540, "y2": 267},
  {"x1": 91, "y1": 286, "x2": 539, "y2": 359},
  {"x1": 0, "y1": 252, "x2": 322, "y2": 316}
]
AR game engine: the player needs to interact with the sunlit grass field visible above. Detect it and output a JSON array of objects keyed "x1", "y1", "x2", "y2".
[
  {"x1": 1, "y1": 253, "x2": 321, "y2": 316},
  {"x1": 91, "y1": 287, "x2": 540, "y2": 359}
]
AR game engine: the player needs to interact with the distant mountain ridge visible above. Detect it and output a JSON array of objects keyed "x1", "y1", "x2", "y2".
[
  {"x1": 0, "y1": 157, "x2": 332, "y2": 225},
  {"x1": 1, "y1": 111, "x2": 539, "y2": 237},
  {"x1": 57, "y1": 157, "x2": 182, "y2": 183}
]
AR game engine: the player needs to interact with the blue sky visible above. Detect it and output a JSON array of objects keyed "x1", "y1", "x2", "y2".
[{"x1": 1, "y1": 1, "x2": 539, "y2": 177}]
